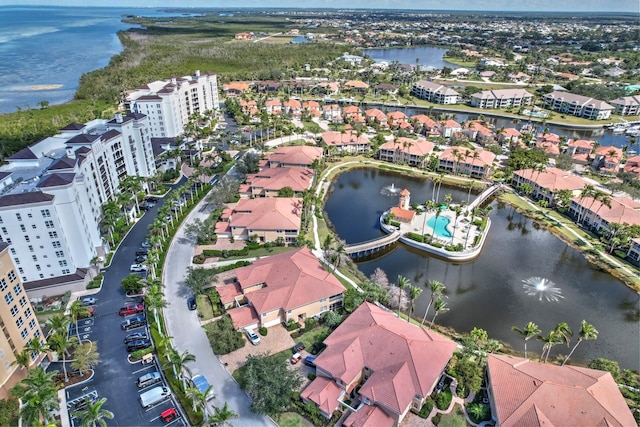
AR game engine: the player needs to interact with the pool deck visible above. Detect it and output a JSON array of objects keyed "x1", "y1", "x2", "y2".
[{"x1": 407, "y1": 207, "x2": 481, "y2": 247}]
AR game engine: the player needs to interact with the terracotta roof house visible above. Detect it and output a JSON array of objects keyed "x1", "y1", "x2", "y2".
[
  {"x1": 411, "y1": 114, "x2": 439, "y2": 136},
  {"x1": 364, "y1": 109, "x2": 389, "y2": 128},
  {"x1": 465, "y1": 121, "x2": 495, "y2": 145},
  {"x1": 566, "y1": 139, "x2": 595, "y2": 163},
  {"x1": 235, "y1": 32, "x2": 253, "y2": 40},
  {"x1": 569, "y1": 195, "x2": 640, "y2": 231},
  {"x1": 386, "y1": 111, "x2": 410, "y2": 129},
  {"x1": 216, "y1": 197, "x2": 302, "y2": 243},
  {"x1": 542, "y1": 91, "x2": 614, "y2": 120},
  {"x1": 535, "y1": 133, "x2": 562, "y2": 157},
  {"x1": 283, "y1": 98, "x2": 302, "y2": 116},
  {"x1": 240, "y1": 167, "x2": 314, "y2": 198},
  {"x1": 321, "y1": 131, "x2": 370, "y2": 155},
  {"x1": 439, "y1": 148, "x2": 496, "y2": 178},
  {"x1": 222, "y1": 81, "x2": 251, "y2": 96},
  {"x1": 267, "y1": 145, "x2": 323, "y2": 168},
  {"x1": 591, "y1": 146, "x2": 623, "y2": 174},
  {"x1": 342, "y1": 105, "x2": 365, "y2": 123},
  {"x1": 303, "y1": 100, "x2": 322, "y2": 117},
  {"x1": 302, "y1": 302, "x2": 457, "y2": 424},
  {"x1": 223, "y1": 248, "x2": 345, "y2": 329},
  {"x1": 438, "y1": 120, "x2": 462, "y2": 138},
  {"x1": 240, "y1": 99, "x2": 259, "y2": 116},
  {"x1": 264, "y1": 98, "x2": 282, "y2": 115},
  {"x1": 343, "y1": 80, "x2": 369, "y2": 93},
  {"x1": 498, "y1": 127, "x2": 522, "y2": 146},
  {"x1": 322, "y1": 104, "x2": 342, "y2": 122},
  {"x1": 487, "y1": 354, "x2": 635, "y2": 427},
  {"x1": 411, "y1": 80, "x2": 459, "y2": 104},
  {"x1": 623, "y1": 155, "x2": 640, "y2": 177},
  {"x1": 373, "y1": 83, "x2": 398, "y2": 95},
  {"x1": 378, "y1": 137, "x2": 434, "y2": 167},
  {"x1": 512, "y1": 167, "x2": 588, "y2": 204}
]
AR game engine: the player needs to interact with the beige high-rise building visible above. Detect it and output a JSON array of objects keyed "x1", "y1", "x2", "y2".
[{"x1": 0, "y1": 242, "x2": 44, "y2": 398}]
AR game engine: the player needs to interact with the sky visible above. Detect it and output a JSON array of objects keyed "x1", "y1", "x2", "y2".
[{"x1": 0, "y1": 0, "x2": 638, "y2": 13}]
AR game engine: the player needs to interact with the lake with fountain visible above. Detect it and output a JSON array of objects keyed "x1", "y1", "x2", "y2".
[{"x1": 324, "y1": 167, "x2": 640, "y2": 370}]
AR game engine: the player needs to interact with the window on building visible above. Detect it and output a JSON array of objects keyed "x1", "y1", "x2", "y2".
[
  {"x1": 5, "y1": 238, "x2": 10, "y2": 244},
  {"x1": 58, "y1": 260, "x2": 67, "y2": 267},
  {"x1": 27, "y1": 213, "x2": 32, "y2": 218},
  {"x1": 16, "y1": 213, "x2": 22, "y2": 221},
  {"x1": 0, "y1": 279, "x2": 6, "y2": 291},
  {"x1": 36, "y1": 265, "x2": 41, "y2": 271},
  {"x1": 28, "y1": 245, "x2": 33, "y2": 252},
  {"x1": 20, "y1": 328, "x2": 28, "y2": 339},
  {"x1": 34, "y1": 330, "x2": 40, "y2": 338},
  {"x1": 8, "y1": 271, "x2": 16, "y2": 282},
  {"x1": 20, "y1": 225, "x2": 26, "y2": 232},
  {"x1": 52, "y1": 241, "x2": 61, "y2": 248},
  {"x1": 9, "y1": 248, "x2": 15, "y2": 255},
  {"x1": 41, "y1": 209, "x2": 51, "y2": 217},
  {"x1": 19, "y1": 296, "x2": 26, "y2": 307},
  {"x1": 1, "y1": 227, "x2": 6, "y2": 234},
  {"x1": 28, "y1": 319, "x2": 36, "y2": 330},
  {"x1": 10, "y1": 306, "x2": 18, "y2": 317},
  {"x1": 0, "y1": 216, "x2": 3, "y2": 224},
  {"x1": 24, "y1": 308, "x2": 31, "y2": 318},
  {"x1": 5, "y1": 292, "x2": 14, "y2": 304},
  {"x1": 44, "y1": 220, "x2": 54, "y2": 229},
  {"x1": 13, "y1": 284, "x2": 22, "y2": 295},
  {"x1": 55, "y1": 251, "x2": 64, "y2": 258},
  {"x1": 30, "y1": 351, "x2": 38, "y2": 361},
  {"x1": 32, "y1": 255, "x2": 37, "y2": 262},
  {"x1": 24, "y1": 235, "x2": 30, "y2": 242},
  {"x1": 14, "y1": 258, "x2": 20, "y2": 265},
  {"x1": 62, "y1": 269, "x2": 70, "y2": 274},
  {"x1": 48, "y1": 232, "x2": 58, "y2": 238},
  {"x1": 15, "y1": 317, "x2": 23, "y2": 328}
]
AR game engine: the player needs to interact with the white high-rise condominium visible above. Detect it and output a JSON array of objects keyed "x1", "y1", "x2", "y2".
[
  {"x1": 124, "y1": 70, "x2": 219, "y2": 138},
  {"x1": 0, "y1": 113, "x2": 156, "y2": 286}
]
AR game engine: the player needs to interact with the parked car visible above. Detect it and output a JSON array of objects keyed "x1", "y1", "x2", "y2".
[
  {"x1": 190, "y1": 375, "x2": 213, "y2": 399},
  {"x1": 119, "y1": 303, "x2": 144, "y2": 316},
  {"x1": 135, "y1": 249, "x2": 149, "y2": 256},
  {"x1": 135, "y1": 255, "x2": 148, "y2": 263},
  {"x1": 303, "y1": 355, "x2": 316, "y2": 367},
  {"x1": 121, "y1": 314, "x2": 146, "y2": 330},
  {"x1": 137, "y1": 371, "x2": 162, "y2": 388},
  {"x1": 290, "y1": 352, "x2": 302, "y2": 364},
  {"x1": 293, "y1": 342, "x2": 305, "y2": 353},
  {"x1": 141, "y1": 241, "x2": 152, "y2": 248},
  {"x1": 126, "y1": 339, "x2": 152, "y2": 353},
  {"x1": 160, "y1": 408, "x2": 178, "y2": 423},
  {"x1": 140, "y1": 201, "x2": 156, "y2": 210},
  {"x1": 187, "y1": 296, "x2": 197, "y2": 311},
  {"x1": 130, "y1": 263, "x2": 147, "y2": 272},
  {"x1": 79, "y1": 297, "x2": 96, "y2": 306},
  {"x1": 124, "y1": 332, "x2": 148, "y2": 344},
  {"x1": 139, "y1": 386, "x2": 171, "y2": 408},
  {"x1": 79, "y1": 307, "x2": 95, "y2": 319},
  {"x1": 245, "y1": 328, "x2": 261, "y2": 345}
]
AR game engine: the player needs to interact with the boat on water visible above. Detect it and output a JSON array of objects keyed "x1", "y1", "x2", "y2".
[
  {"x1": 607, "y1": 120, "x2": 629, "y2": 133},
  {"x1": 626, "y1": 126, "x2": 640, "y2": 136}
]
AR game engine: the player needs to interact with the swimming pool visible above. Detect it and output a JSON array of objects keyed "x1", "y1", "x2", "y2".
[
  {"x1": 426, "y1": 215, "x2": 452, "y2": 238},
  {"x1": 522, "y1": 109, "x2": 548, "y2": 118}
]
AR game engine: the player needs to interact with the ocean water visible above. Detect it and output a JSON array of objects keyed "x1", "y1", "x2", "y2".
[{"x1": 0, "y1": 6, "x2": 189, "y2": 113}]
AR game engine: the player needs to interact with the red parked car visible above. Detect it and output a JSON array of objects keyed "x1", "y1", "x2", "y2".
[{"x1": 118, "y1": 303, "x2": 144, "y2": 316}]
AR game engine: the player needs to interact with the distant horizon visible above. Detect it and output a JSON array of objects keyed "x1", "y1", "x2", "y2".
[{"x1": 0, "y1": 1, "x2": 638, "y2": 13}]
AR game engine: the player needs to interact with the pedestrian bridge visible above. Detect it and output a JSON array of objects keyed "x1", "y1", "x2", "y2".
[
  {"x1": 345, "y1": 230, "x2": 401, "y2": 258},
  {"x1": 467, "y1": 183, "x2": 503, "y2": 211}
]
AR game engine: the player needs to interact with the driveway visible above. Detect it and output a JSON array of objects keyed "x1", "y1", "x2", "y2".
[
  {"x1": 220, "y1": 325, "x2": 295, "y2": 373},
  {"x1": 162, "y1": 185, "x2": 275, "y2": 426}
]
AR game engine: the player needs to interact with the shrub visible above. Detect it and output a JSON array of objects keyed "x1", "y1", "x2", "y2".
[
  {"x1": 131, "y1": 347, "x2": 154, "y2": 359},
  {"x1": 407, "y1": 232, "x2": 425, "y2": 243},
  {"x1": 389, "y1": 220, "x2": 401, "y2": 227},
  {"x1": 432, "y1": 414, "x2": 441, "y2": 425},
  {"x1": 258, "y1": 327, "x2": 268, "y2": 336},
  {"x1": 431, "y1": 241, "x2": 444, "y2": 248},
  {"x1": 204, "y1": 315, "x2": 245, "y2": 355},
  {"x1": 303, "y1": 317, "x2": 318, "y2": 331},
  {"x1": 285, "y1": 319, "x2": 300, "y2": 331},
  {"x1": 417, "y1": 399, "x2": 434, "y2": 418},
  {"x1": 307, "y1": 373, "x2": 316, "y2": 381},
  {"x1": 435, "y1": 389, "x2": 452, "y2": 410},
  {"x1": 192, "y1": 254, "x2": 206, "y2": 264}
]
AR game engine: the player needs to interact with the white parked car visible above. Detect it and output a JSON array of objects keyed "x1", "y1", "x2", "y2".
[
  {"x1": 245, "y1": 328, "x2": 261, "y2": 345},
  {"x1": 80, "y1": 297, "x2": 97, "y2": 306},
  {"x1": 130, "y1": 264, "x2": 147, "y2": 272}
]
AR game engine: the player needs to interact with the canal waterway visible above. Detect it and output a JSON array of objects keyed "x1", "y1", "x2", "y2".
[
  {"x1": 324, "y1": 167, "x2": 640, "y2": 370},
  {"x1": 363, "y1": 46, "x2": 459, "y2": 70}
]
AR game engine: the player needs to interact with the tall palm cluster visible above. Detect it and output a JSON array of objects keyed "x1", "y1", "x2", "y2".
[{"x1": 511, "y1": 320, "x2": 599, "y2": 365}]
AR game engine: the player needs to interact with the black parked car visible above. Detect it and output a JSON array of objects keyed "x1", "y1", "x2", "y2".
[
  {"x1": 135, "y1": 255, "x2": 148, "y2": 263},
  {"x1": 126, "y1": 339, "x2": 152, "y2": 353},
  {"x1": 187, "y1": 296, "x2": 197, "y2": 311},
  {"x1": 121, "y1": 314, "x2": 146, "y2": 330},
  {"x1": 124, "y1": 332, "x2": 148, "y2": 344},
  {"x1": 135, "y1": 249, "x2": 149, "y2": 256}
]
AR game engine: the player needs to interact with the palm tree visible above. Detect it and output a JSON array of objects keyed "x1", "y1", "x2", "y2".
[
  {"x1": 429, "y1": 298, "x2": 449, "y2": 329},
  {"x1": 511, "y1": 322, "x2": 541, "y2": 358},
  {"x1": 407, "y1": 286, "x2": 423, "y2": 322},
  {"x1": 11, "y1": 367, "x2": 59, "y2": 426},
  {"x1": 145, "y1": 285, "x2": 169, "y2": 336},
  {"x1": 69, "y1": 300, "x2": 91, "y2": 341},
  {"x1": 576, "y1": 184, "x2": 595, "y2": 224},
  {"x1": 430, "y1": 208, "x2": 442, "y2": 242},
  {"x1": 46, "y1": 313, "x2": 71, "y2": 336},
  {"x1": 187, "y1": 384, "x2": 215, "y2": 421},
  {"x1": 208, "y1": 402, "x2": 239, "y2": 427},
  {"x1": 164, "y1": 349, "x2": 196, "y2": 390},
  {"x1": 75, "y1": 397, "x2": 114, "y2": 427},
  {"x1": 537, "y1": 330, "x2": 560, "y2": 363},
  {"x1": 421, "y1": 280, "x2": 446, "y2": 327},
  {"x1": 48, "y1": 332, "x2": 77, "y2": 382},
  {"x1": 396, "y1": 275, "x2": 410, "y2": 318},
  {"x1": 12, "y1": 349, "x2": 31, "y2": 371},
  {"x1": 562, "y1": 320, "x2": 598, "y2": 366}
]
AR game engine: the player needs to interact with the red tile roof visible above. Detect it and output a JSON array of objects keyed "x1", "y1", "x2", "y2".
[
  {"x1": 573, "y1": 195, "x2": 640, "y2": 226},
  {"x1": 300, "y1": 376, "x2": 343, "y2": 415},
  {"x1": 234, "y1": 248, "x2": 345, "y2": 315},
  {"x1": 267, "y1": 145, "x2": 323, "y2": 167},
  {"x1": 379, "y1": 138, "x2": 434, "y2": 158},
  {"x1": 488, "y1": 354, "x2": 635, "y2": 427},
  {"x1": 321, "y1": 131, "x2": 370, "y2": 147},
  {"x1": 227, "y1": 305, "x2": 260, "y2": 329},
  {"x1": 230, "y1": 198, "x2": 302, "y2": 232},
  {"x1": 411, "y1": 114, "x2": 437, "y2": 128},
  {"x1": 439, "y1": 147, "x2": 496, "y2": 167},
  {"x1": 513, "y1": 167, "x2": 587, "y2": 191},
  {"x1": 313, "y1": 302, "x2": 456, "y2": 415},
  {"x1": 245, "y1": 167, "x2": 314, "y2": 193},
  {"x1": 343, "y1": 404, "x2": 395, "y2": 427}
]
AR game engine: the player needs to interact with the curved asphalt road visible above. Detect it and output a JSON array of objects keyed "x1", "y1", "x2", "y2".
[{"x1": 162, "y1": 178, "x2": 275, "y2": 426}]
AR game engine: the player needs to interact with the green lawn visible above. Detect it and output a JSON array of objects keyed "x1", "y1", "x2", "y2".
[
  {"x1": 302, "y1": 121, "x2": 324, "y2": 134},
  {"x1": 224, "y1": 245, "x2": 297, "y2": 260},
  {"x1": 278, "y1": 412, "x2": 315, "y2": 427},
  {"x1": 438, "y1": 406, "x2": 468, "y2": 427},
  {"x1": 196, "y1": 294, "x2": 214, "y2": 321},
  {"x1": 295, "y1": 326, "x2": 329, "y2": 353}
]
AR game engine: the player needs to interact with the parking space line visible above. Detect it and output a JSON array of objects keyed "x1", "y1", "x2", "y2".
[{"x1": 132, "y1": 364, "x2": 155, "y2": 375}]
